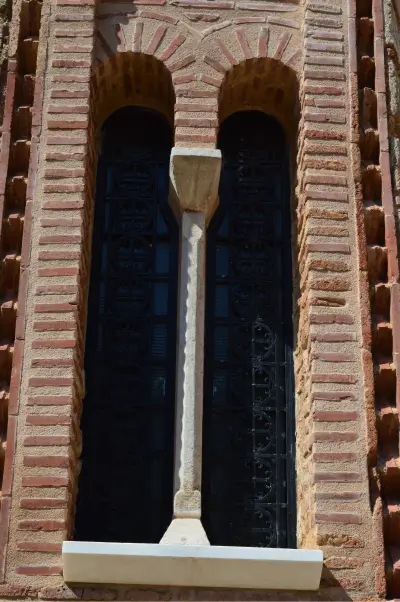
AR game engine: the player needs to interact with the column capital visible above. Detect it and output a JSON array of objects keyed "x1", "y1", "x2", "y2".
[{"x1": 169, "y1": 147, "x2": 222, "y2": 220}]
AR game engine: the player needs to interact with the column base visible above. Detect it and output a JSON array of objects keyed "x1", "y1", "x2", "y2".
[{"x1": 160, "y1": 518, "x2": 210, "y2": 545}]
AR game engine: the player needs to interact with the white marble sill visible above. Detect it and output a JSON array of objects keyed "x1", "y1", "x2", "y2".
[{"x1": 62, "y1": 541, "x2": 323, "y2": 591}]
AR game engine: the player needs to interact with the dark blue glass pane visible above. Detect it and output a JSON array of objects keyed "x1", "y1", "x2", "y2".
[
  {"x1": 76, "y1": 107, "x2": 177, "y2": 545},
  {"x1": 203, "y1": 111, "x2": 295, "y2": 549}
]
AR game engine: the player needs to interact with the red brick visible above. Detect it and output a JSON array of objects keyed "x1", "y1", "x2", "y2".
[
  {"x1": 16, "y1": 542, "x2": 62, "y2": 552},
  {"x1": 307, "y1": 243, "x2": 350, "y2": 253},
  {"x1": 47, "y1": 135, "x2": 87, "y2": 144},
  {"x1": 26, "y1": 415, "x2": 70, "y2": 426},
  {"x1": 43, "y1": 184, "x2": 84, "y2": 193},
  {"x1": 24, "y1": 435, "x2": 70, "y2": 446},
  {"x1": 172, "y1": 73, "x2": 196, "y2": 85},
  {"x1": 18, "y1": 520, "x2": 66, "y2": 531},
  {"x1": 47, "y1": 119, "x2": 88, "y2": 130},
  {"x1": 236, "y1": 28, "x2": 252, "y2": 59},
  {"x1": 42, "y1": 201, "x2": 84, "y2": 210},
  {"x1": 197, "y1": 74, "x2": 222, "y2": 87},
  {"x1": 175, "y1": 118, "x2": 218, "y2": 127},
  {"x1": 132, "y1": 21, "x2": 143, "y2": 52},
  {"x1": 159, "y1": 34, "x2": 186, "y2": 61},
  {"x1": 44, "y1": 169, "x2": 85, "y2": 179},
  {"x1": 175, "y1": 134, "x2": 217, "y2": 143},
  {"x1": 274, "y1": 31, "x2": 291, "y2": 60},
  {"x1": 2, "y1": 416, "x2": 16, "y2": 495},
  {"x1": 16, "y1": 566, "x2": 63, "y2": 576},
  {"x1": 51, "y1": 59, "x2": 91, "y2": 68},
  {"x1": 41, "y1": 218, "x2": 82, "y2": 226},
  {"x1": 175, "y1": 103, "x2": 217, "y2": 113},
  {"x1": 176, "y1": 88, "x2": 219, "y2": 98},
  {"x1": 313, "y1": 452, "x2": 358, "y2": 461},
  {"x1": 33, "y1": 321, "x2": 76, "y2": 331},
  {"x1": 312, "y1": 352, "x2": 354, "y2": 361},
  {"x1": 312, "y1": 391, "x2": 356, "y2": 401},
  {"x1": 45, "y1": 153, "x2": 85, "y2": 162},
  {"x1": 312, "y1": 431, "x2": 358, "y2": 442},
  {"x1": 215, "y1": 38, "x2": 238, "y2": 65},
  {"x1": 48, "y1": 105, "x2": 89, "y2": 115},
  {"x1": 141, "y1": 10, "x2": 177, "y2": 23},
  {"x1": 32, "y1": 339, "x2": 76, "y2": 349},
  {"x1": 50, "y1": 89, "x2": 90, "y2": 99},
  {"x1": 32, "y1": 358, "x2": 73, "y2": 368},
  {"x1": 22, "y1": 474, "x2": 69, "y2": 484},
  {"x1": 38, "y1": 251, "x2": 80, "y2": 261},
  {"x1": 310, "y1": 313, "x2": 354, "y2": 324},
  {"x1": 325, "y1": 556, "x2": 364, "y2": 568},
  {"x1": 311, "y1": 333, "x2": 355, "y2": 342},
  {"x1": 168, "y1": 54, "x2": 196, "y2": 73},
  {"x1": 34, "y1": 303, "x2": 76, "y2": 313},
  {"x1": 311, "y1": 373, "x2": 357, "y2": 383},
  {"x1": 39, "y1": 235, "x2": 81, "y2": 244},
  {"x1": 24, "y1": 455, "x2": 69, "y2": 468},
  {"x1": 316, "y1": 512, "x2": 362, "y2": 524},
  {"x1": 28, "y1": 377, "x2": 74, "y2": 387},
  {"x1": 304, "y1": 111, "x2": 346, "y2": 124},
  {"x1": 174, "y1": 0, "x2": 233, "y2": 6},
  {"x1": 258, "y1": 26, "x2": 268, "y2": 57},
  {"x1": 37, "y1": 265, "x2": 79, "y2": 278},
  {"x1": 235, "y1": 16, "x2": 266, "y2": 22},
  {"x1": 305, "y1": 130, "x2": 346, "y2": 143},
  {"x1": 53, "y1": 45, "x2": 92, "y2": 53},
  {"x1": 36, "y1": 285, "x2": 78, "y2": 295},
  {"x1": 268, "y1": 16, "x2": 299, "y2": 28},
  {"x1": 306, "y1": 173, "x2": 347, "y2": 186},
  {"x1": 27, "y1": 396, "x2": 73, "y2": 405},
  {"x1": 52, "y1": 74, "x2": 90, "y2": 83},
  {"x1": 203, "y1": 54, "x2": 227, "y2": 74},
  {"x1": 146, "y1": 25, "x2": 167, "y2": 54},
  {"x1": 314, "y1": 471, "x2": 361, "y2": 482},
  {"x1": 304, "y1": 70, "x2": 346, "y2": 81},
  {"x1": 313, "y1": 411, "x2": 358, "y2": 421},
  {"x1": 20, "y1": 498, "x2": 68, "y2": 509},
  {"x1": 316, "y1": 491, "x2": 362, "y2": 501}
]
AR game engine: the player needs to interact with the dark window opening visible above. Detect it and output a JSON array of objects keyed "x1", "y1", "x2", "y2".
[
  {"x1": 75, "y1": 107, "x2": 178, "y2": 544},
  {"x1": 202, "y1": 111, "x2": 296, "y2": 548}
]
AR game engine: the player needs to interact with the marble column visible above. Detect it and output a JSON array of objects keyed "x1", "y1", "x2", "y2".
[{"x1": 160, "y1": 148, "x2": 221, "y2": 546}]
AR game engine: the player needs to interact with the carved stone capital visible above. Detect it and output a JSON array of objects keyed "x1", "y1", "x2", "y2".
[{"x1": 169, "y1": 147, "x2": 221, "y2": 220}]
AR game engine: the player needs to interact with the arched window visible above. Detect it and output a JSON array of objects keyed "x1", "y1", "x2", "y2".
[
  {"x1": 75, "y1": 107, "x2": 178, "y2": 544},
  {"x1": 202, "y1": 111, "x2": 296, "y2": 548}
]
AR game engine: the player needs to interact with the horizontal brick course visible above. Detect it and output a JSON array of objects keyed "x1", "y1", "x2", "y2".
[
  {"x1": 27, "y1": 396, "x2": 73, "y2": 405},
  {"x1": 16, "y1": 542, "x2": 63, "y2": 553},
  {"x1": 26, "y1": 415, "x2": 71, "y2": 426},
  {"x1": 316, "y1": 512, "x2": 362, "y2": 524},
  {"x1": 21, "y1": 474, "x2": 69, "y2": 484},
  {"x1": 17, "y1": 520, "x2": 66, "y2": 532},
  {"x1": 20, "y1": 498, "x2": 68, "y2": 509},
  {"x1": 313, "y1": 411, "x2": 359, "y2": 421},
  {"x1": 314, "y1": 471, "x2": 362, "y2": 482},
  {"x1": 23, "y1": 455, "x2": 69, "y2": 468},
  {"x1": 28, "y1": 377, "x2": 74, "y2": 387},
  {"x1": 16, "y1": 566, "x2": 63, "y2": 576}
]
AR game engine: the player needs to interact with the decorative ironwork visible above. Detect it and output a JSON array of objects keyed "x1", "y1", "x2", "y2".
[
  {"x1": 75, "y1": 108, "x2": 177, "y2": 544},
  {"x1": 202, "y1": 111, "x2": 296, "y2": 548}
]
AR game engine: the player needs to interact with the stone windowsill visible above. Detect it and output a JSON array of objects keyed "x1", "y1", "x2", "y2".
[{"x1": 62, "y1": 541, "x2": 323, "y2": 591}]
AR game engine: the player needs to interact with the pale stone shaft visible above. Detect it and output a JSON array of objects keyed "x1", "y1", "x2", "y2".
[{"x1": 161, "y1": 148, "x2": 221, "y2": 546}]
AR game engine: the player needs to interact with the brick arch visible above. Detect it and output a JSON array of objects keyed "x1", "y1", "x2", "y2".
[
  {"x1": 217, "y1": 57, "x2": 299, "y2": 135},
  {"x1": 91, "y1": 51, "x2": 175, "y2": 132}
]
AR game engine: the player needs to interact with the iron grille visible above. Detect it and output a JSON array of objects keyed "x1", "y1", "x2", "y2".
[
  {"x1": 75, "y1": 108, "x2": 177, "y2": 544},
  {"x1": 202, "y1": 111, "x2": 296, "y2": 548}
]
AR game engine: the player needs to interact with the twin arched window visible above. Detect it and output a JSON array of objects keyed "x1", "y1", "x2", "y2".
[{"x1": 75, "y1": 106, "x2": 296, "y2": 548}]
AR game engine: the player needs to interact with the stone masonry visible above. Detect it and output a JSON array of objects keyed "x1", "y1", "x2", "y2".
[{"x1": 0, "y1": 0, "x2": 397, "y2": 598}]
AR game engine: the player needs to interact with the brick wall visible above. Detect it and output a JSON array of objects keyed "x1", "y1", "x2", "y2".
[{"x1": 0, "y1": 0, "x2": 396, "y2": 598}]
